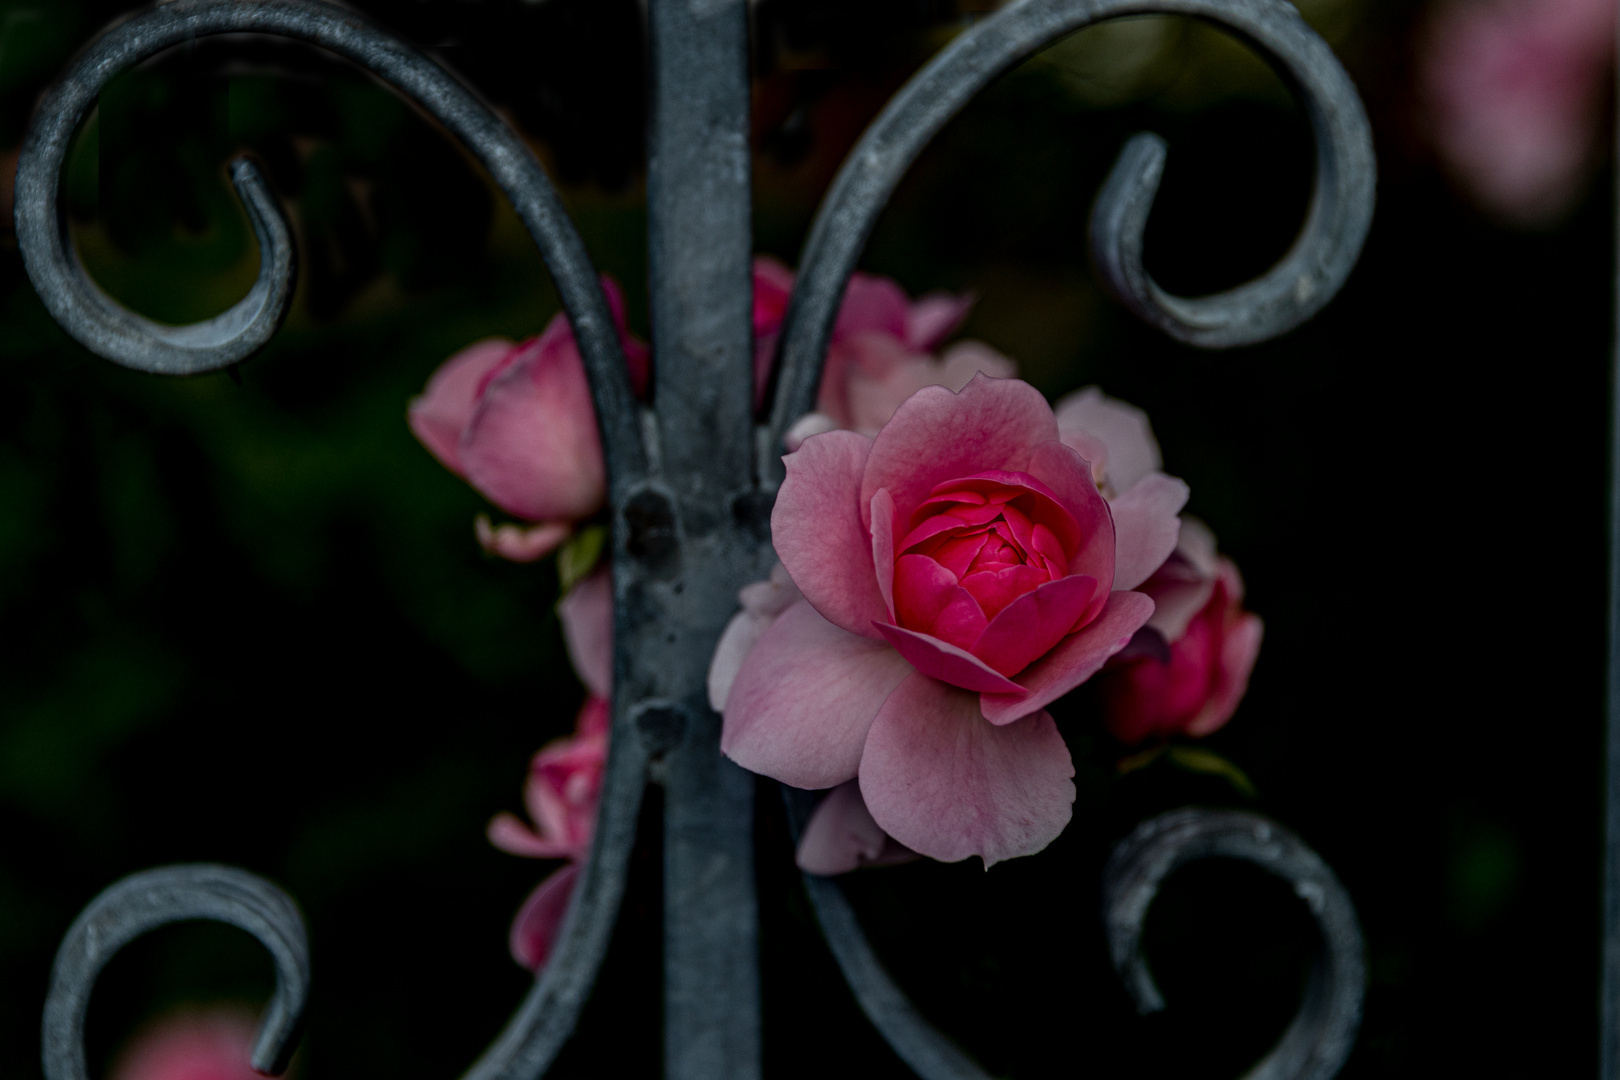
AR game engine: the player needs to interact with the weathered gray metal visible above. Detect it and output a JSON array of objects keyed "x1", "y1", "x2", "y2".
[
  {"x1": 766, "y1": 0, "x2": 1376, "y2": 470},
  {"x1": 1103, "y1": 810, "x2": 1365, "y2": 1080},
  {"x1": 17, "y1": 1, "x2": 1377, "y2": 1078},
  {"x1": 42, "y1": 865, "x2": 309, "y2": 1080}
]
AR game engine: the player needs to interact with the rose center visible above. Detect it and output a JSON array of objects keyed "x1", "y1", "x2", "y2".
[{"x1": 889, "y1": 472, "x2": 1078, "y2": 648}]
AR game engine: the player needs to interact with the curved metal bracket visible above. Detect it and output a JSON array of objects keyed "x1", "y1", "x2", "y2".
[
  {"x1": 13, "y1": 0, "x2": 645, "y2": 498},
  {"x1": 788, "y1": 791, "x2": 1364, "y2": 1080},
  {"x1": 42, "y1": 864, "x2": 310, "y2": 1080},
  {"x1": 1102, "y1": 808, "x2": 1366, "y2": 1080},
  {"x1": 766, "y1": 0, "x2": 1375, "y2": 474}
]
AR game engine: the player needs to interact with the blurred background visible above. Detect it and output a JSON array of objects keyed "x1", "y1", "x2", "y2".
[{"x1": 0, "y1": 0, "x2": 1610, "y2": 1076}]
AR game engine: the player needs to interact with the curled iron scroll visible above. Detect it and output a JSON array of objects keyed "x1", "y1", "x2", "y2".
[
  {"x1": 1103, "y1": 808, "x2": 1366, "y2": 1080},
  {"x1": 788, "y1": 790, "x2": 1364, "y2": 1080},
  {"x1": 13, "y1": 0, "x2": 645, "y2": 497},
  {"x1": 766, "y1": 0, "x2": 1376, "y2": 472},
  {"x1": 23, "y1": 6, "x2": 655, "y2": 1079},
  {"x1": 42, "y1": 864, "x2": 309, "y2": 1080}
]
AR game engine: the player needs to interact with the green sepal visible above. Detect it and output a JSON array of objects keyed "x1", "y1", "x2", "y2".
[{"x1": 557, "y1": 524, "x2": 607, "y2": 592}]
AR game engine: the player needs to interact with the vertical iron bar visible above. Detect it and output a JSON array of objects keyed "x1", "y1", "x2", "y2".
[{"x1": 645, "y1": 2, "x2": 761, "y2": 1079}]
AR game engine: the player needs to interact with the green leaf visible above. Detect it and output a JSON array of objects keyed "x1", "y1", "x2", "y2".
[
  {"x1": 558, "y1": 524, "x2": 608, "y2": 593},
  {"x1": 1115, "y1": 744, "x2": 1167, "y2": 776},
  {"x1": 1166, "y1": 745, "x2": 1257, "y2": 797}
]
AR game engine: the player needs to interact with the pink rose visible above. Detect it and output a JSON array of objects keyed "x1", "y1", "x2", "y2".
[
  {"x1": 109, "y1": 1008, "x2": 267, "y2": 1080},
  {"x1": 720, "y1": 375, "x2": 1178, "y2": 866},
  {"x1": 407, "y1": 277, "x2": 650, "y2": 556},
  {"x1": 1099, "y1": 520, "x2": 1263, "y2": 744},
  {"x1": 489, "y1": 696, "x2": 609, "y2": 971},
  {"x1": 1420, "y1": 0, "x2": 1616, "y2": 224},
  {"x1": 488, "y1": 568, "x2": 612, "y2": 972}
]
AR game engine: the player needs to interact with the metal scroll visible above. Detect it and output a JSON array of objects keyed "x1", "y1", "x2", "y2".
[
  {"x1": 42, "y1": 865, "x2": 309, "y2": 1080},
  {"x1": 784, "y1": 789, "x2": 1365, "y2": 1080},
  {"x1": 765, "y1": 0, "x2": 1375, "y2": 476}
]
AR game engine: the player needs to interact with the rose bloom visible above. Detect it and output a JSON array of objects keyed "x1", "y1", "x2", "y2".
[
  {"x1": 1420, "y1": 0, "x2": 1616, "y2": 224},
  {"x1": 488, "y1": 568, "x2": 611, "y2": 971},
  {"x1": 407, "y1": 277, "x2": 650, "y2": 562},
  {"x1": 1099, "y1": 519, "x2": 1263, "y2": 745},
  {"x1": 489, "y1": 696, "x2": 608, "y2": 971},
  {"x1": 109, "y1": 1008, "x2": 268, "y2": 1080},
  {"x1": 717, "y1": 375, "x2": 1187, "y2": 865}
]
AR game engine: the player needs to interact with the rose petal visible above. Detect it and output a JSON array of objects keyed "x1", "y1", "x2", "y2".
[
  {"x1": 981, "y1": 590, "x2": 1156, "y2": 724},
  {"x1": 905, "y1": 292, "x2": 976, "y2": 350},
  {"x1": 722, "y1": 600, "x2": 913, "y2": 789},
  {"x1": 773, "y1": 430, "x2": 889, "y2": 640},
  {"x1": 935, "y1": 340, "x2": 1015, "y2": 389},
  {"x1": 892, "y1": 554, "x2": 988, "y2": 650},
  {"x1": 1110, "y1": 472, "x2": 1190, "y2": 591},
  {"x1": 476, "y1": 515, "x2": 571, "y2": 563},
  {"x1": 711, "y1": 563, "x2": 807, "y2": 711},
  {"x1": 860, "y1": 374, "x2": 1059, "y2": 528},
  {"x1": 461, "y1": 329, "x2": 607, "y2": 522},
  {"x1": 795, "y1": 779, "x2": 918, "y2": 875},
  {"x1": 407, "y1": 338, "x2": 515, "y2": 475},
  {"x1": 1144, "y1": 576, "x2": 1217, "y2": 643},
  {"x1": 834, "y1": 273, "x2": 910, "y2": 341},
  {"x1": 1022, "y1": 442, "x2": 1115, "y2": 587},
  {"x1": 784, "y1": 412, "x2": 838, "y2": 452},
  {"x1": 970, "y1": 574, "x2": 1100, "y2": 676},
  {"x1": 1187, "y1": 612, "x2": 1264, "y2": 737},
  {"x1": 1052, "y1": 386, "x2": 1162, "y2": 494},
  {"x1": 842, "y1": 335, "x2": 931, "y2": 434},
  {"x1": 558, "y1": 569, "x2": 613, "y2": 700},
  {"x1": 741, "y1": 560, "x2": 805, "y2": 619},
  {"x1": 875, "y1": 622, "x2": 1023, "y2": 694},
  {"x1": 871, "y1": 488, "x2": 898, "y2": 621},
  {"x1": 708, "y1": 608, "x2": 769, "y2": 713},
  {"x1": 959, "y1": 564, "x2": 1050, "y2": 623},
  {"x1": 488, "y1": 812, "x2": 578, "y2": 859},
  {"x1": 510, "y1": 863, "x2": 581, "y2": 972},
  {"x1": 859, "y1": 672, "x2": 1075, "y2": 866},
  {"x1": 1177, "y1": 516, "x2": 1220, "y2": 576},
  {"x1": 109, "y1": 1008, "x2": 262, "y2": 1080}
]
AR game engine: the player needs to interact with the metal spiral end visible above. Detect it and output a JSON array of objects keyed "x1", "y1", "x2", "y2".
[
  {"x1": 1102, "y1": 808, "x2": 1366, "y2": 1080},
  {"x1": 14, "y1": 53, "x2": 298, "y2": 375},
  {"x1": 41, "y1": 864, "x2": 310, "y2": 1080}
]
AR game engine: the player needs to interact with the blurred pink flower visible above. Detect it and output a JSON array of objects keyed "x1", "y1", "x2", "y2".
[
  {"x1": 489, "y1": 697, "x2": 609, "y2": 862},
  {"x1": 407, "y1": 277, "x2": 650, "y2": 552},
  {"x1": 1099, "y1": 520, "x2": 1263, "y2": 745},
  {"x1": 752, "y1": 257, "x2": 1016, "y2": 447},
  {"x1": 489, "y1": 696, "x2": 609, "y2": 972},
  {"x1": 109, "y1": 1008, "x2": 267, "y2": 1080},
  {"x1": 720, "y1": 375, "x2": 1164, "y2": 866},
  {"x1": 557, "y1": 567, "x2": 612, "y2": 701},
  {"x1": 489, "y1": 568, "x2": 613, "y2": 972},
  {"x1": 1421, "y1": 0, "x2": 1616, "y2": 224}
]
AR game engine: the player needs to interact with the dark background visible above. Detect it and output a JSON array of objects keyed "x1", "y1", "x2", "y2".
[{"x1": 0, "y1": 0, "x2": 1608, "y2": 1077}]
